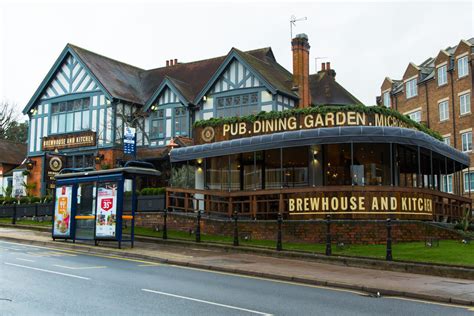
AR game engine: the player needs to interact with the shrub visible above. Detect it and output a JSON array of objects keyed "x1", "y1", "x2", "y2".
[
  {"x1": 42, "y1": 196, "x2": 53, "y2": 204},
  {"x1": 19, "y1": 197, "x2": 30, "y2": 204},
  {"x1": 30, "y1": 196, "x2": 41, "y2": 203},
  {"x1": 3, "y1": 197, "x2": 16, "y2": 205},
  {"x1": 139, "y1": 187, "x2": 165, "y2": 196}
]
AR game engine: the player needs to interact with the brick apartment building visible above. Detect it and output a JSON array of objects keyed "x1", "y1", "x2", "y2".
[{"x1": 377, "y1": 38, "x2": 473, "y2": 203}]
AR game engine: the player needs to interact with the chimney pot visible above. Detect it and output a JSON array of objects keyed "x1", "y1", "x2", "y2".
[
  {"x1": 326, "y1": 62, "x2": 331, "y2": 70},
  {"x1": 166, "y1": 60, "x2": 169, "y2": 67},
  {"x1": 174, "y1": 58, "x2": 178, "y2": 65},
  {"x1": 321, "y1": 63, "x2": 326, "y2": 71}
]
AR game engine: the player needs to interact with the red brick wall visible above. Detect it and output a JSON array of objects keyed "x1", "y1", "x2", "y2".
[{"x1": 132, "y1": 212, "x2": 463, "y2": 245}]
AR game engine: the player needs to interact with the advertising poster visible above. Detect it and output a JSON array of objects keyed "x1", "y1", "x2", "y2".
[
  {"x1": 12, "y1": 171, "x2": 26, "y2": 197},
  {"x1": 53, "y1": 185, "x2": 72, "y2": 237},
  {"x1": 95, "y1": 183, "x2": 117, "y2": 238}
]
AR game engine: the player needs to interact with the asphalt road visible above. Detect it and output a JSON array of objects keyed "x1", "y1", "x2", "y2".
[{"x1": 0, "y1": 240, "x2": 472, "y2": 316}]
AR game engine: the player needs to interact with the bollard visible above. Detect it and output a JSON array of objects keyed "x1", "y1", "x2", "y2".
[
  {"x1": 163, "y1": 208, "x2": 168, "y2": 240},
  {"x1": 233, "y1": 211, "x2": 239, "y2": 247},
  {"x1": 325, "y1": 214, "x2": 331, "y2": 256},
  {"x1": 195, "y1": 210, "x2": 201, "y2": 243},
  {"x1": 12, "y1": 202, "x2": 17, "y2": 225},
  {"x1": 386, "y1": 218, "x2": 393, "y2": 261},
  {"x1": 276, "y1": 213, "x2": 282, "y2": 251}
]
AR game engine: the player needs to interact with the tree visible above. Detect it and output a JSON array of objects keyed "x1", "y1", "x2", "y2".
[
  {"x1": 0, "y1": 101, "x2": 17, "y2": 135},
  {"x1": 2, "y1": 121, "x2": 28, "y2": 143},
  {"x1": 0, "y1": 101, "x2": 28, "y2": 142}
]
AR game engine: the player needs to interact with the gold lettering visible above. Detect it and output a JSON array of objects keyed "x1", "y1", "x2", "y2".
[
  {"x1": 390, "y1": 197, "x2": 397, "y2": 210},
  {"x1": 347, "y1": 112, "x2": 356, "y2": 125},
  {"x1": 253, "y1": 121, "x2": 261, "y2": 134},
  {"x1": 304, "y1": 115, "x2": 313, "y2": 128},
  {"x1": 359, "y1": 197, "x2": 365, "y2": 211},
  {"x1": 356, "y1": 112, "x2": 366, "y2": 125},
  {"x1": 371, "y1": 197, "x2": 379, "y2": 211},
  {"x1": 350, "y1": 196, "x2": 358, "y2": 211},
  {"x1": 304, "y1": 198, "x2": 309, "y2": 211},
  {"x1": 239, "y1": 122, "x2": 246, "y2": 135},
  {"x1": 289, "y1": 199, "x2": 294, "y2": 212},
  {"x1": 322, "y1": 197, "x2": 329, "y2": 211},
  {"x1": 288, "y1": 117, "x2": 297, "y2": 130},
  {"x1": 380, "y1": 197, "x2": 388, "y2": 210},
  {"x1": 310, "y1": 197, "x2": 319, "y2": 210},
  {"x1": 336, "y1": 112, "x2": 346, "y2": 126},
  {"x1": 296, "y1": 198, "x2": 302, "y2": 211},
  {"x1": 402, "y1": 197, "x2": 407, "y2": 211},
  {"x1": 315, "y1": 114, "x2": 324, "y2": 128},
  {"x1": 330, "y1": 197, "x2": 339, "y2": 210},
  {"x1": 325, "y1": 113, "x2": 334, "y2": 126}
]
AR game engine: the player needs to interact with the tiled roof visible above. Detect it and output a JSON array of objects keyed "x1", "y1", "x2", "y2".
[
  {"x1": 0, "y1": 139, "x2": 26, "y2": 165},
  {"x1": 387, "y1": 38, "x2": 473, "y2": 93},
  {"x1": 69, "y1": 45, "x2": 295, "y2": 106},
  {"x1": 309, "y1": 70, "x2": 362, "y2": 106}
]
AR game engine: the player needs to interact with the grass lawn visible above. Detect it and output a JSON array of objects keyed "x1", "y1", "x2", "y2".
[
  {"x1": 0, "y1": 218, "x2": 52, "y2": 227},
  {"x1": 3, "y1": 220, "x2": 473, "y2": 267},
  {"x1": 128, "y1": 226, "x2": 474, "y2": 267}
]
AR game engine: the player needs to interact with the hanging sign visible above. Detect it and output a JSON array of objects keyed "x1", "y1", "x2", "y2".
[
  {"x1": 45, "y1": 154, "x2": 66, "y2": 190},
  {"x1": 123, "y1": 126, "x2": 136, "y2": 155},
  {"x1": 53, "y1": 185, "x2": 72, "y2": 237},
  {"x1": 95, "y1": 183, "x2": 117, "y2": 238}
]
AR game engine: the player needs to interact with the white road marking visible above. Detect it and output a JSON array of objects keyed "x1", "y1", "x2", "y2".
[
  {"x1": 15, "y1": 258, "x2": 35, "y2": 263},
  {"x1": 142, "y1": 289, "x2": 272, "y2": 315},
  {"x1": 4, "y1": 262, "x2": 90, "y2": 280},
  {"x1": 54, "y1": 264, "x2": 106, "y2": 270}
]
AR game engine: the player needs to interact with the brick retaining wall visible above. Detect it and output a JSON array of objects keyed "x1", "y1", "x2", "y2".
[{"x1": 132, "y1": 212, "x2": 463, "y2": 244}]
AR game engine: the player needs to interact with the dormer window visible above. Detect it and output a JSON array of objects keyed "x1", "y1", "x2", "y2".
[
  {"x1": 458, "y1": 56, "x2": 469, "y2": 78},
  {"x1": 50, "y1": 98, "x2": 90, "y2": 134},
  {"x1": 437, "y1": 65, "x2": 447, "y2": 86},
  {"x1": 405, "y1": 79, "x2": 418, "y2": 99}
]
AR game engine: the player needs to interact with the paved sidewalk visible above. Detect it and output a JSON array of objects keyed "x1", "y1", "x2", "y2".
[{"x1": 0, "y1": 227, "x2": 473, "y2": 306}]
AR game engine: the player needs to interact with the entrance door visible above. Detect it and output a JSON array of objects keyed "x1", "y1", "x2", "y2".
[{"x1": 74, "y1": 182, "x2": 97, "y2": 240}]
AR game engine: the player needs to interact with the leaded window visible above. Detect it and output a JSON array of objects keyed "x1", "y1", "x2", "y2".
[
  {"x1": 51, "y1": 98, "x2": 90, "y2": 134},
  {"x1": 150, "y1": 110, "x2": 165, "y2": 139},
  {"x1": 216, "y1": 92, "x2": 259, "y2": 117},
  {"x1": 174, "y1": 107, "x2": 188, "y2": 136}
]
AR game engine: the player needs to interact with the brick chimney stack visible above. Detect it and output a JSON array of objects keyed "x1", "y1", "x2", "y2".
[{"x1": 292, "y1": 33, "x2": 311, "y2": 108}]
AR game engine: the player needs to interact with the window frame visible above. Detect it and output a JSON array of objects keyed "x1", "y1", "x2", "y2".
[
  {"x1": 457, "y1": 56, "x2": 469, "y2": 78},
  {"x1": 438, "y1": 100, "x2": 449, "y2": 121},
  {"x1": 437, "y1": 65, "x2": 447, "y2": 86},
  {"x1": 383, "y1": 91, "x2": 391, "y2": 107},
  {"x1": 460, "y1": 93, "x2": 471, "y2": 115},
  {"x1": 464, "y1": 172, "x2": 474, "y2": 192},
  {"x1": 50, "y1": 97, "x2": 91, "y2": 135},
  {"x1": 461, "y1": 131, "x2": 473, "y2": 152},
  {"x1": 405, "y1": 79, "x2": 418, "y2": 99}
]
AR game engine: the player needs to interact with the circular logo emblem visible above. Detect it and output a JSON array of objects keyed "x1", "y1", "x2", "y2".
[
  {"x1": 49, "y1": 156, "x2": 63, "y2": 172},
  {"x1": 201, "y1": 126, "x2": 215, "y2": 143}
]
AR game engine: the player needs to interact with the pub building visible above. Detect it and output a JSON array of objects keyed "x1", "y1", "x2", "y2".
[{"x1": 22, "y1": 34, "x2": 471, "y2": 222}]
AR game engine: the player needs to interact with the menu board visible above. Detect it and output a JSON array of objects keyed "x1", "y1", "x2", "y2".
[
  {"x1": 53, "y1": 185, "x2": 72, "y2": 237},
  {"x1": 95, "y1": 183, "x2": 117, "y2": 238}
]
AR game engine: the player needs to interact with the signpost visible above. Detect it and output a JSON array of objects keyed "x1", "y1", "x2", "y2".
[{"x1": 124, "y1": 125, "x2": 136, "y2": 157}]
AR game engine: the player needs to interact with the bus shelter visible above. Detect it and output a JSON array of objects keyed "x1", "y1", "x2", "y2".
[{"x1": 52, "y1": 165, "x2": 160, "y2": 248}]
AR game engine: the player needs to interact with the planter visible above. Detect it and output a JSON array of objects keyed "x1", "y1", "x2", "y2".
[{"x1": 138, "y1": 195, "x2": 165, "y2": 212}]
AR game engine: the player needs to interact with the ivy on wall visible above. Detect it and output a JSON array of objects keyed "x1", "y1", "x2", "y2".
[{"x1": 193, "y1": 104, "x2": 443, "y2": 141}]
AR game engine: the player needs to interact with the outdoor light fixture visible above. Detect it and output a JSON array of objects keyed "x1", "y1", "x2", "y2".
[
  {"x1": 202, "y1": 96, "x2": 207, "y2": 102},
  {"x1": 151, "y1": 105, "x2": 157, "y2": 111},
  {"x1": 95, "y1": 153, "x2": 104, "y2": 164},
  {"x1": 25, "y1": 158, "x2": 36, "y2": 170}
]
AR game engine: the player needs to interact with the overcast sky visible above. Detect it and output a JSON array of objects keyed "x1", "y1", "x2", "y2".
[{"x1": 0, "y1": 0, "x2": 472, "y2": 118}]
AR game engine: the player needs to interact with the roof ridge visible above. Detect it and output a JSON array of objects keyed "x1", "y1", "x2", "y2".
[{"x1": 68, "y1": 43, "x2": 145, "y2": 72}]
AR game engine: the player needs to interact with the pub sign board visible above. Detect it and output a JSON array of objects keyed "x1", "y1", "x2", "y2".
[
  {"x1": 44, "y1": 154, "x2": 66, "y2": 190},
  {"x1": 195, "y1": 111, "x2": 413, "y2": 145},
  {"x1": 42, "y1": 131, "x2": 97, "y2": 151}
]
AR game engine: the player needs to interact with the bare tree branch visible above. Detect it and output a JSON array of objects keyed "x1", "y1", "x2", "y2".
[{"x1": 0, "y1": 101, "x2": 18, "y2": 135}]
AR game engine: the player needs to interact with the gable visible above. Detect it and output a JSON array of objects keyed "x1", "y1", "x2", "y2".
[
  {"x1": 434, "y1": 50, "x2": 451, "y2": 66},
  {"x1": 453, "y1": 40, "x2": 471, "y2": 57},
  {"x1": 211, "y1": 59, "x2": 262, "y2": 94},
  {"x1": 381, "y1": 77, "x2": 393, "y2": 91},
  {"x1": 403, "y1": 63, "x2": 419, "y2": 80},
  {"x1": 40, "y1": 53, "x2": 101, "y2": 100},
  {"x1": 157, "y1": 86, "x2": 181, "y2": 105}
]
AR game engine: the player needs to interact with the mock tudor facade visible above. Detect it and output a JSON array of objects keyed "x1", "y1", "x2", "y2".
[
  {"x1": 24, "y1": 34, "x2": 361, "y2": 196},
  {"x1": 377, "y1": 38, "x2": 474, "y2": 202}
]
